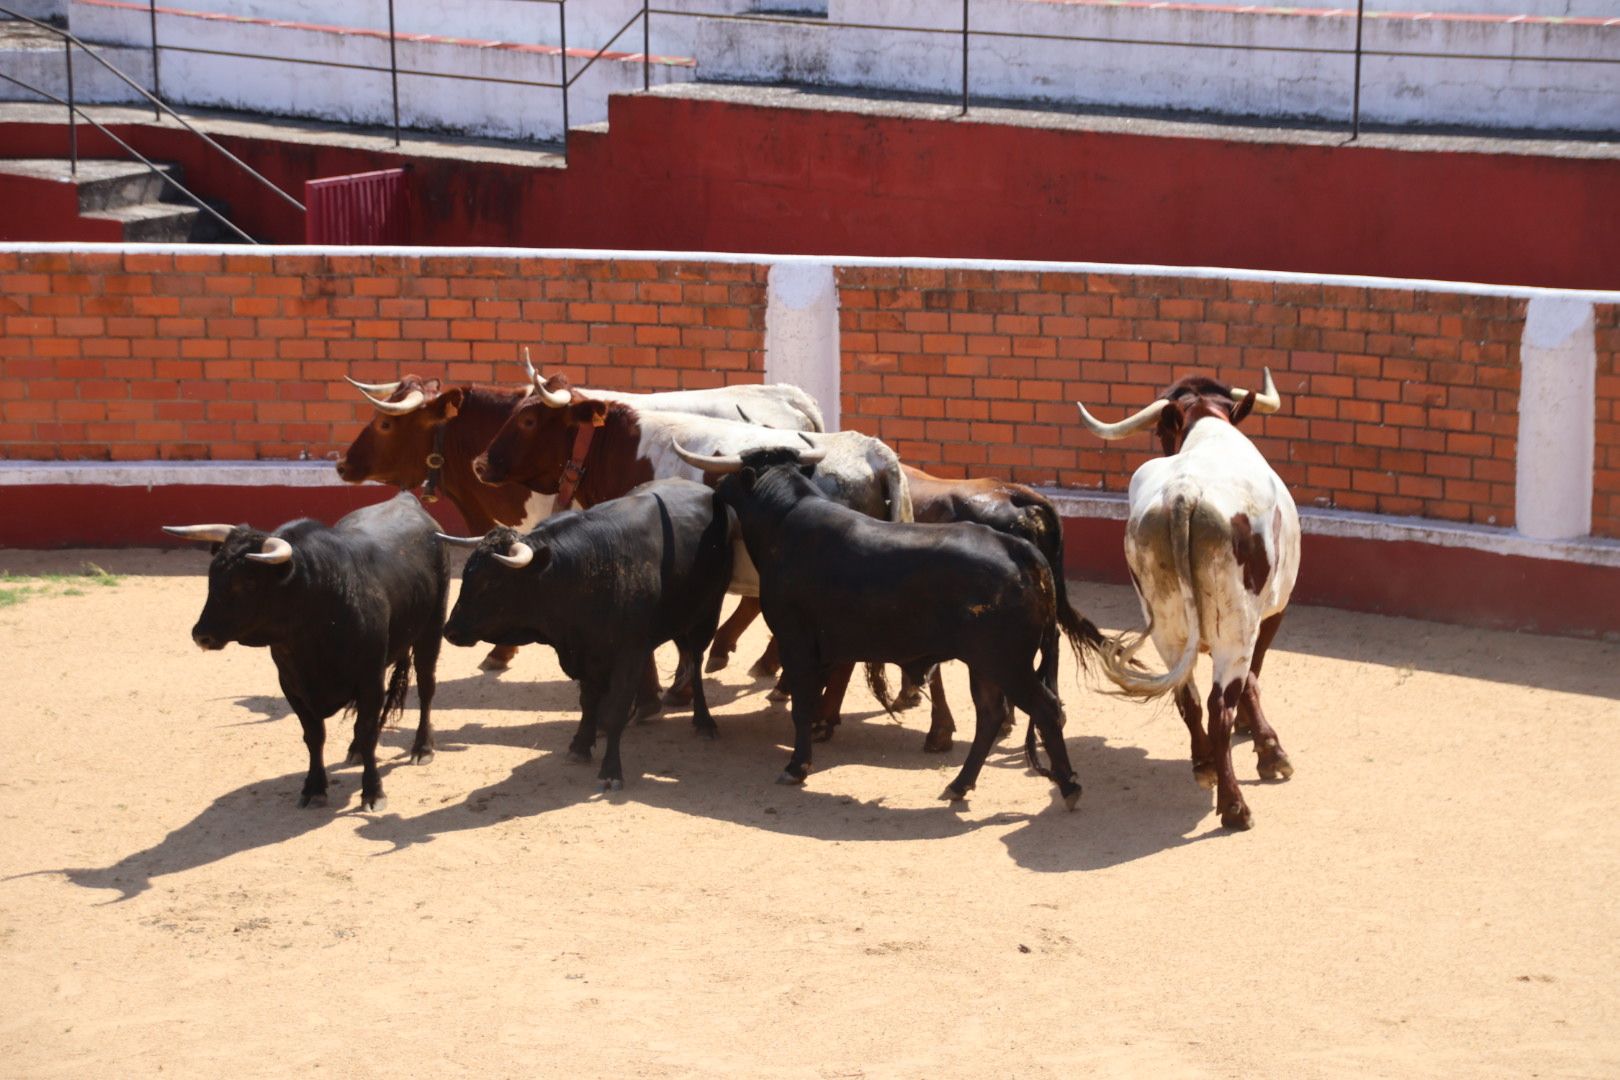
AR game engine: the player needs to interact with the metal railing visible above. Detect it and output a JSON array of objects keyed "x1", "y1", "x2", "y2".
[
  {"x1": 642, "y1": 1, "x2": 1618, "y2": 141},
  {"x1": 134, "y1": 0, "x2": 657, "y2": 150},
  {"x1": 0, "y1": 4, "x2": 303, "y2": 242}
]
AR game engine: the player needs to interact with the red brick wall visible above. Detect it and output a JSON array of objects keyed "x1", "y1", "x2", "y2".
[
  {"x1": 0, "y1": 250, "x2": 767, "y2": 461},
  {"x1": 1595, "y1": 304, "x2": 1620, "y2": 540},
  {"x1": 839, "y1": 267, "x2": 1525, "y2": 528}
]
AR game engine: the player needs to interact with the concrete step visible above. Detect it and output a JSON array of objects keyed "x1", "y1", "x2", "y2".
[
  {"x1": 0, "y1": 156, "x2": 242, "y2": 241},
  {"x1": 82, "y1": 198, "x2": 201, "y2": 242}
]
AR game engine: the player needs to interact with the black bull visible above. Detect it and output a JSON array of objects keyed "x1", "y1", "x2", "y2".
[
  {"x1": 442, "y1": 478, "x2": 734, "y2": 790},
  {"x1": 702, "y1": 447, "x2": 1085, "y2": 808},
  {"x1": 171, "y1": 492, "x2": 449, "y2": 812}
]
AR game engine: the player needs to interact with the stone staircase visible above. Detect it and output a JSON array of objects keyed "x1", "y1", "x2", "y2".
[{"x1": 0, "y1": 158, "x2": 238, "y2": 241}]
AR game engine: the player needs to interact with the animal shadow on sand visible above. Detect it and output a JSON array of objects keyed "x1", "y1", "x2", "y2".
[{"x1": 24, "y1": 690, "x2": 1222, "y2": 903}]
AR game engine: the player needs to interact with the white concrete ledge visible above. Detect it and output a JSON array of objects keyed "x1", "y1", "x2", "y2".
[
  {"x1": 0, "y1": 461, "x2": 346, "y2": 487},
  {"x1": 5, "y1": 243, "x2": 1619, "y2": 304},
  {"x1": 1041, "y1": 488, "x2": 1620, "y2": 568}
]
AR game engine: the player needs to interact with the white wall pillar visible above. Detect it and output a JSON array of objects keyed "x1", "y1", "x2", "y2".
[
  {"x1": 765, "y1": 262, "x2": 841, "y2": 432},
  {"x1": 1516, "y1": 296, "x2": 1596, "y2": 540}
]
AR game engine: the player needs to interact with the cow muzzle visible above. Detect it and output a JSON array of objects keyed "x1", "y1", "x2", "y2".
[{"x1": 191, "y1": 625, "x2": 227, "y2": 651}]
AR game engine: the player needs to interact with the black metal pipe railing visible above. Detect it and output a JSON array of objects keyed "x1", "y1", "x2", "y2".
[
  {"x1": 0, "y1": 4, "x2": 305, "y2": 215},
  {"x1": 0, "y1": 69, "x2": 257, "y2": 243}
]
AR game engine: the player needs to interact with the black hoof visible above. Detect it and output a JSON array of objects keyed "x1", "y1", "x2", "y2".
[
  {"x1": 893, "y1": 690, "x2": 924, "y2": 712},
  {"x1": 477, "y1": 655, "x2": 510, "y2": 673},
  {"x1": 299, "y1": 791, "x2": 327, "y2": 808},
  {"x1": 661, "y1": 687, "x2": 695, "y2": 708},
  {"x1": 1060, "y1": 779, "x2": 1082, "y2": 811},
  {"x1": 705, "y1": 652, "x2": 730, "y2": 673},
  {"x1": 922, "y1": 733, "x2": 953, "y2": 754},
  {"x1": 411, "y1": 747, "x2": 435, "y2": 766},
  {"x1": 566, "y1": 748, "x2": 593, "y2": 764},
  {"x1": 342, "y1": 749, "x2": 362, "y2": 768},
  {"x1": 693, "y1": 723, "x2": 719, "y2": 740},
  {"x1": 811, "y1": 725, "x2": 836, "y2": 744},
  {"x1": 750, "y1": 660, "x2": 781, "y2": 680},
  {"x1": 939, "y1": 784, "x2": 967, "y2": 802},
  {"x1": 776, "y1": 769, "x2": 807, "y2": 786},
  {"x1": 600, "y1": 778, "x2": 624, "y2": 792},
  {"x1": 360, "y1": 795, "x2": 388, "y2": 813}
]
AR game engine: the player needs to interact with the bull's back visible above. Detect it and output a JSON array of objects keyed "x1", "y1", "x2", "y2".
[{"x1": 333, "y1": 493, "x2": 449, "y2": 650}]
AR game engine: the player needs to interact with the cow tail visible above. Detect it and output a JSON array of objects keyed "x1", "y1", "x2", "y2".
[
  {"x1": 382, "y1": 652, "x2": 413, "y2": 728},
  {"x1": 1100, "y1": 490, "x2": 1200, "y2": 700},
  {"x1": 864, "y1": 662, "x2": 898, "y2": 716},
  {"x1": 1025, "y1": 499, "x2": 1106, "y2": 679}
]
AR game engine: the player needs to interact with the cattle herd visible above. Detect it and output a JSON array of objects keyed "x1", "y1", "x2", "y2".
[{"x1": 165, "y1": 357, "x2": 1300, "y2": 830}]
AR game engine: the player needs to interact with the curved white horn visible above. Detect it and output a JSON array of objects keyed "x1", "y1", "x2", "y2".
[
  {"x1": 162, "y1": 524, "x2": 235, "y2": 543},
  {"x1": 434, "y1": 532, "x2": 485, "y2": 548},
  {"x1": 362, "y1": 388, "x2": 426, "y2": 416},
  {"x1": 522, "y1": 346, "x2": 542, "y2": 387},
  {"x1": 796, "y1": 444, "x2": 828, "y2": 466},
  {"x1": 1076, "y1": 398, "x2": 1169, "y2": 441},
  {"x1": 492, "y1": 540, "x2": 534, "y2": 569},
  {"x1": 245, "y1": 536, "x2": 293, "y2": 565},
  {"x1": 344, "y1": 375, "x2": 403, "y2": 396},
  {"x1": 533, "y1": 380, "x2": 570, "y2": 409},
  {"x1": 1230, "y1": 367, "x2": 1282, "y2": 415},
  {"x1": 672, "y1": 440, "x2": 745, "y2": 475}
]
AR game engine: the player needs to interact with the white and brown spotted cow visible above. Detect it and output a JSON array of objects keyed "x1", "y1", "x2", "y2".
[{"x1": 1077, "y1": 370, "x2": 1299, "y2": 830}]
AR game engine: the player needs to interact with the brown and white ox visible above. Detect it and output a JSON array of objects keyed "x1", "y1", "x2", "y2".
[
  {"x1": 1077, "y1": 370, "x2": 1299, "y2": 831},
  {"x1": 334, "y1": 359, "x2": 824, "y2": 671},
  {"x1": 474, "y1": 391, "x2": 912, "y2": 732}
]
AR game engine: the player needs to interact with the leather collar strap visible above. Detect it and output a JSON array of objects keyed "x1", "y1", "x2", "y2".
[
  {"x1": 554, "y1": 420, "x2": 599, "y2": 509},
  {"x1": 421, "y1": 423, "x2": 448, "y2": 504}
]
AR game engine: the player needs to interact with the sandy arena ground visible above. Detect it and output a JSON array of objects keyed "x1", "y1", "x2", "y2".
[{"x1": 1, "y1": 546, "x2": 1617, "y2": 1079}]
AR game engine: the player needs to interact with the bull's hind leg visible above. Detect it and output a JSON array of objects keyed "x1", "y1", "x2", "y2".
[
  {"x1": 778, "y1": 664, "x2": 824, "y2": 784},
  {"x1": 1176, "y1": 683, "x2": 1217, "y2": 790},
  {"x1": 922, "y1": 667, "x2": 956, "y2": 753},
  {"x1": 1240, "y1": 613, "x2": 1293, "y2": 781},
  {"x1": 352, "y1": 682, "x2": 388, "y2": 813},
  {"x1": 411, "y1": 633, "x2": 442, "y2": 765},
  {"x1": 810, "y1": 663, "x2": 855, "y2": 742},
  {"x1": 567, "y1": 678, "x2": 604, "y2": 764},
  {"x1": 1207, "y1": 668, "x2": 1253, "y2": 831},
  {"x1": 1002, "y1": 673, "x2": 1082, "y2": 811},
  {"x1": 940, "y1": 672, "x2": 1006, "y2": 802},
  {"x1": 632, "y1": 656, "x2": 663, "y2": 724},
  {"x1": 706, "y1": 596, "x2": 761, "y2": 673},
  {"x1": 753, "y1": 636, "x2": 783, "y2": 681}
]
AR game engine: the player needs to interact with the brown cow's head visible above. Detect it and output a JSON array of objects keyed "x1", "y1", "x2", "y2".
[
  {"x1": 1077, "y1": 369, "x2": 1280, "y2": 455},
  {"x1": 335, "y1": 375, "x2": 465, "y2": 487},
  {"x1": 474, "y1": 384, "x2": 607, "y2": 491}
]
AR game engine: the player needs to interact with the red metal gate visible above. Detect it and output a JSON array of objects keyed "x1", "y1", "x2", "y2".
[{"x1": 303, "y1": 168, "x2": 409, "y2": 245}]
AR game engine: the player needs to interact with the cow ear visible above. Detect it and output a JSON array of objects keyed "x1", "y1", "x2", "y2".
[
  {"x1": 1229, "y1": 392, "x2": 1256, "y2": 426},
  {"x1": 568, "y1": 401, "x2": 608, "y2": 428},
  {"x1": 1157, "y1": 402, "x2": 1186, "y2": 455},
  {"x1": 434, "y1": 387, "x2": 464, "y2": 421},
  {"x1": 740, "y1": 466, "x2": 758, "y2": 493}
]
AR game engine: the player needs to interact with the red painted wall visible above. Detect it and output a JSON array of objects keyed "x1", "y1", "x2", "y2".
[
  {"x1": 4, "y1": 93, "x2": 1618, "y2": 289},
  {"x1": 0, "y1": 173, "x2": 124, "y2": 242}
]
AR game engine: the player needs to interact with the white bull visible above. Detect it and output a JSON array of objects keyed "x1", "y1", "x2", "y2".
[{"x1": 1078, "y1": 370, "x2": 1300, "y2": 830}]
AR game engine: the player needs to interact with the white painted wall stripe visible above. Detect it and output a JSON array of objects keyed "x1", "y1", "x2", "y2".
[
  {"x1": 1516, "y1": 297, "x2": 1597, "y2": 541},
  {"x1": 764, "y1": 262, "x2": 841, "y2": 432}
]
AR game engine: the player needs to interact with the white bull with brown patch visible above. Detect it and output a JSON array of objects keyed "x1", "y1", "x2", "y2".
[{"x1": 1078, "y1": 370, "x2": 1300, "y2": 830}]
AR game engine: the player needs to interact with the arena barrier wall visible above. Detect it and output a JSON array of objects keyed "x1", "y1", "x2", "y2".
[{"x1": 2, "y1": 243, "x2": 1616, "y2": 638}]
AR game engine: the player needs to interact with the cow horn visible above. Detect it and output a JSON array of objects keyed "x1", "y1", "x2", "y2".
[
  {"x1": 1075, "y1": 398, "x2": 1170, "y2": 441},
  {"x1": 795, "y1": 436, "x2": 828, "y2": 466},
  {"x1": 523, "y1": 346, "x2": 540, "y2": 386},
  {"x1": 362, "y1": 388, "x2": 427, "y2": 416},
  {"x1": 672, "y1": 440, "x2": 745, "y2": 475},
  {"x1": 344, "y1": 375, "x2": 403, "y2": 396},
  {"x1": 245, "y1": 536, "x2": 294, "y2": 565},
  {"x1": 534, "y1": 382, "x2": 570, "y2": 409},
  {"x1": 162, "y1": 524, "x2": 235, "y2": 543},
  {"x1": 434, "y1": 532, "x2": 484, "y2": 548},
  {"x1": 736, "y1": 405, "x2": 755, "y2": 425},
  {"x1": 492, "y1": 540, "x2": 534, "y2": 569},
  {"x1": 1230, "y1": 367, "x2": 1282, "y2": 414}
]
